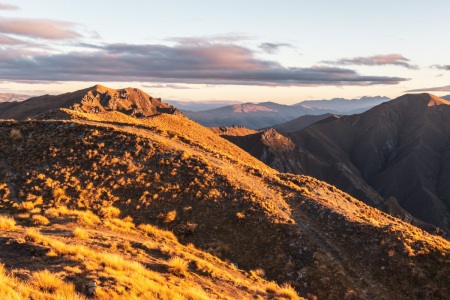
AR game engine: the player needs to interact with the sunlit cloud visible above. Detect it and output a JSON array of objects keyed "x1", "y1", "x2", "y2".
[
  {"x1": 323, "y1": 54, "x2": 419, "y2": 70},
  {"x1": 0, "y1": 42, "x2": 407, "y2": 86},
  {"x1": 142, "y1": 84, "x2": 196, "y2": 90},
  {"x1": 406, "y1": 85, "x2": 450, "y2": 92},
  {"x1": 0, "y1": 17, "x2": 82, "y2": 40}
]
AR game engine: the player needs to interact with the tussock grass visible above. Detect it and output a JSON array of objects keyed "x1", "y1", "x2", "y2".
[
  {"x1": 31, "y1": 214, "x2": 50, "y2": 225},
  {"x1": 167, "y1": 256, "x2": 189, "y2": 276},
  {"x1": 0, "y1": 215, "x2": 16, "y2": 230},
  {"x1": 72, "y1": 227, "x2": 88, "y2": 239}
]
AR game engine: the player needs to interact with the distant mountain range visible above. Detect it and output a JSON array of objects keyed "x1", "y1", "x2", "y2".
[
  {"x1": 297, "y1": 96, "x2": 391, "y2": 114},
  {"x1": 166, "y1": 100, "x2": 243, "y2": 111},
  {"x1": 183, "y1": 102, "x2": 332, "y2": 129},
  {"x1": 220, "y1": 93, "x2": 450, "y2": 236},
  {"x1": 183, "y1": 96, "x2": 394, "y2": 129},
  {"x1": 0, "y1": 93, "x2": 30, "y2": 103}
]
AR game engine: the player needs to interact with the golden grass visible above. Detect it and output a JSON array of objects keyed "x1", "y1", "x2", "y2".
[
  {"x1": 0, "y1": 264, "x2": 84, "y2": 300},
  {"x1": 167, "y1": 256, "x2": 189, "y2": 276},
  {"x1": 72, "y1": 227, "x2": 88, "y2": 239},
  {"x1": 31, "y1": 214, "x2": 50, "y2": 225},
  {"x1": 0, "y1": 215, "x2": 16, "y2": 230},
  {"x1": 138, "y1": 223, "x2": 177, "y2": 240}
]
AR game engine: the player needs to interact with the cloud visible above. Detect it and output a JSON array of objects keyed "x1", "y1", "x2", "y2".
[
  {"x1": 0, "y1": 33, "x2": 28, "y2": 45},
  {"x1": 0, "y1": 17, "x2": 82, "y2": 40},
  {"x1": 142, "y1": 84, "x2": 196, "y2": 90},
  {"x1": 166, "y1": 33, "x2": 253, "y2": 45},
  {"x1": 0, "y1": 3, "x2": 18, "y2": 10},
  {"x1": 406, "y1": 85, "x2": 450, "y2": 92},
  {"x1": 323, "y1": 54, "x2": 419, "y2": 70},
  {"x1": 431, "y1": 65, "x2": 450, "y2": 71},
  {"x1": 259, "y1": 43, "x2": 293, "y2": 54},
  {"x1": 0, "y1": 42, "x2": 408, "y2": 86}
]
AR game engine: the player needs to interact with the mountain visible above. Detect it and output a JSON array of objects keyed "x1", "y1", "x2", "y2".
[
  {"x1": 297, "y1": 96, "x2": 391, "y2": 114},
  {"x1": 262, "y1": 113, "x2": 338, "y2": 132},
  {"x1": 0, "y1": 86, "x2": 449, "y2": 299},
  {"x1": 184, "y1": 102, "x2": 333, "y2": 129},
  {"x1": 0, "y1": 93, "x2": 30, "y2": 103},
  {"x1": 166, "y1": 100, "x2": 243, "y2": 111},
  {"x1": 0, "y1": 84, "x2": 176, "y2": 120},
  {"x1": 442, "y1": 95, "x2": 450, "y2": 101},
  {"x1": 209, "y1": 125, "x2": 258, "y2": 136},
  {"x1": 288, "y1": 93, "x2": 450, "y2": 234},
  {"x1": 221, "y1": 129, "x2": 305, "y2": 174}
]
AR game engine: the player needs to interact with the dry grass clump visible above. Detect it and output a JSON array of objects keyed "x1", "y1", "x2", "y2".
[
  {"x1": 30, "y1": 269, "x2": 75, "y2": 295},
  {"x1": 163, "y1": 210, "x2": 177, "y2": 223},
  {"x1": 100, "y1": 206, "x2": 121, "y2": 219},
  {"x1": 278, "y1": 283, "x2": 301, "y2": 300},
  {"x1": 0, "y1": 215, "x2": 16, "y2": 230},
  {"x1": 167, "y1": 256, "x2": 189, "y2": 276},
  {"x1": 31, "y1": 214, "x2": 50, "y2": 225},
  {"x1": 104, "y1": 217, "x2": 135, "y2": 232},
  {"x1": 0, "y1": 264, "x2": 84, "y2": 300},
  {"x1": 138, "y1": 223, "x2": 177, "y2": 240},
  {"x1": 9, "y1": 128, "x2": 22, "y2": 141},
  {"x1": 44, "y1": 206, "x2": 100, "y2": 227},
  {"x1": 72, "y1": 227, "x2": 89, "y2": 239},
  {"x1": 18, "y1": 201, "x2": 35, "y2": 211}
]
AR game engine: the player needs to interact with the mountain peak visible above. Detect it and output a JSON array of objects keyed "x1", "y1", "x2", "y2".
[
  {"x1": 396, "y1": 93, "x2": 450, "y2": 107},
  {"x1": 0, "y1": 84, "x2": 176, "y2": 120}
]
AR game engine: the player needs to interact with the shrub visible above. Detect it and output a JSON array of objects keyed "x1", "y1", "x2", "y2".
[{"x1": 0, "y1": 215, "x2": 16, "y2": 230}]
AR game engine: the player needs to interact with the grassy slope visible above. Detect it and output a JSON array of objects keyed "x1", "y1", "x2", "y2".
[{"x1": 0, "y1": 111, "x2": 449, "y2": 299}]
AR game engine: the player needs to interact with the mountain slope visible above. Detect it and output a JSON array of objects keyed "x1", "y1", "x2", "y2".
[
  {"x1": 183, "y1": 102, "x2": 332, "y2": 129},
  {"x1": 289, "y1": 93, "x2": 450, "y2": 234},
  {"x1": 0, "y1": 87, "x2": 449, "y2": 299},
  {"x1": 262, "y1": 113, "x2": 338, "y2": 132}
]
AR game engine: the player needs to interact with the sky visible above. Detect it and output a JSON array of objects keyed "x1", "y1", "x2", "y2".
[{"x1": 0, "y1": 0, "x2": 449, "y2": 104}]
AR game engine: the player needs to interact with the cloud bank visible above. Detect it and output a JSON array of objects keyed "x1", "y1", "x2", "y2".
[
  {"x1": 323, "y1": 54, "x2": 418, "y2": 70},
  {"x1": 406, "y1": 85, "x2": 450, "y2": 92},
  {"x1": 0, "y1": 17, "x2": 82, "y2": 40},
  {"x1": 0, "y1": 42, "x2": 407, "y2": 86}
]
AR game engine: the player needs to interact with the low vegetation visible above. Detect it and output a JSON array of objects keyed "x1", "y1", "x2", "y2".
[{"x1": 0, "y1": 107, "x2": 448, "y2": 299}]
